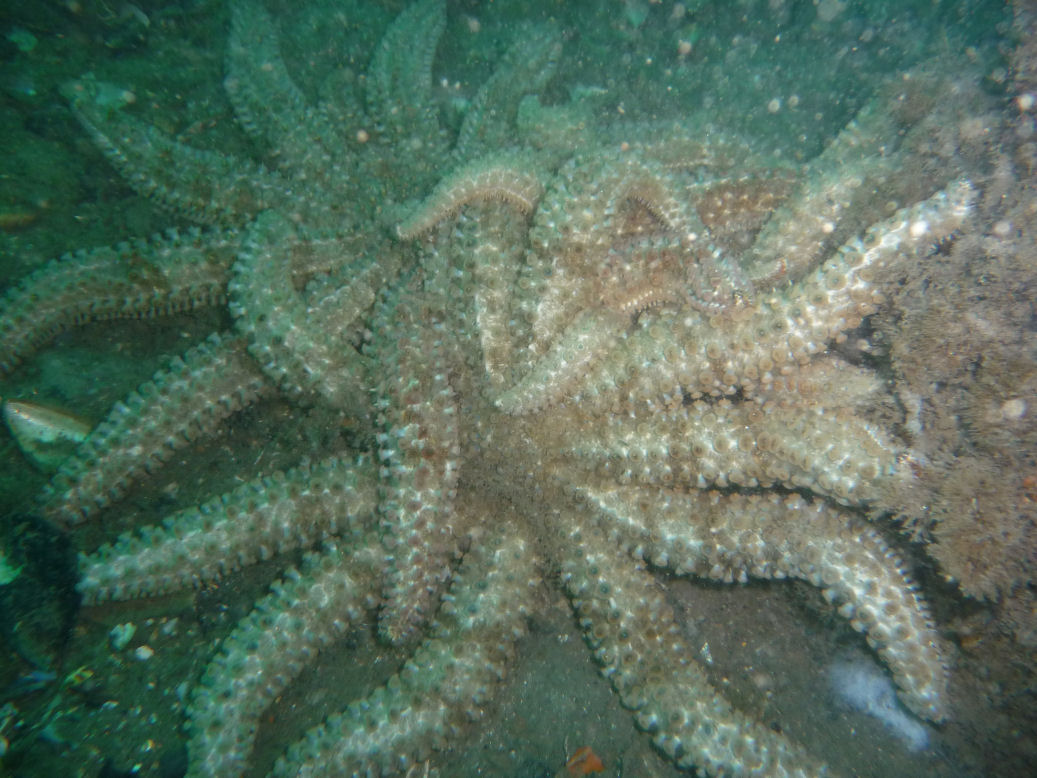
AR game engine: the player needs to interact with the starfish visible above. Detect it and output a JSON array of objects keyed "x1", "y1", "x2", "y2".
[{"x1": 0, "y1": 1, "x2": 977, "y2": 776}]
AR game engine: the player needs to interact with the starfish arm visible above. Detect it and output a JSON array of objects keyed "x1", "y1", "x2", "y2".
[
  {"x1": 531, "y1": 152, "x2": 699, "y2": 262},
  {"x1": 39, "y1": 332, "x2": 271, "y2": 525},
  {"x1": 745, "y1": 93, "x2": 904, "y2": 285},
  {"x1": 224, "y1": 1, "x2": 349, "y2": 186},
  {"x1": 557, "y1": 395, "x2": 899, "y2": 505},
  {"x1": 570, "y1": 179, "x2": 976, "y2": 413},
  {"x1": 77, "y1": 455, "x2": 378, "y2": 604},
  {"x1": 752, "y1": 357, "x2": 886, "y2": 407},
  {"x1": 632, "y1": 129, "x2": 752, "y2": 171},
  {"x1": 372, "y1": 300, "x2": 462, "y2": 643},
  {"x1": 272, "y1": 524, "x2": 535, "y2": 778},
  {"x1": 70, "y1": 95, "x2": 326, "y2": 227},
  {"x1": 0, "y1": 229, "x2": 235, "y2": 375},
  {"x1": 469, "y1": 206, "x2": 531, "y2": 388},
  {"x1": 420, "y1": 202, "x2": 532, "y2": 388},
  {"x1": 580, "y1": 485, "x2": 948, "y2": 722},
  {"x1": 523, "y1": 152, "x2": 702, "y2": 353},
  {"x1": 454, "y1": 23, "x2": 562, "y2": 160},
  {"x1": 229, "y1": 212, "x2": 383, "y2": 410},
  {"x1": 688, "y1": 172, "x2": 797, "y2": 252},
  {"x1": 558, "y1": 518, "x2": 830, "y2": 777},
  {"x1": 366, "y1": 0, "x2": 446, "y2": 153},
  {"x1": 496, "y1": 308, "x2": 629, "y2": 415},
  {"x1": 396, "y1": 154, "x2": 545, "y2": 240},
  {"x1": 187, "y1": 540, "x2": 383, "y2": 778}
]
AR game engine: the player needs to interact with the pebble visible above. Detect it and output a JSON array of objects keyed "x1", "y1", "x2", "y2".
[{"x1": 110, "y1": 622, "x2": 136, "y2": 651}]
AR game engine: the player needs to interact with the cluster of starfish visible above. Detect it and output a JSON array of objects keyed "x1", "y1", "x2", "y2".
[{"x1": 0, "y1": 1, "x2": 976, "y2": 776}]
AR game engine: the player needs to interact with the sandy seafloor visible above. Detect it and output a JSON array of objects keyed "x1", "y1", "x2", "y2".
[{"x1": 0, "y1": 1, "x2": 1034, "y2": 777}]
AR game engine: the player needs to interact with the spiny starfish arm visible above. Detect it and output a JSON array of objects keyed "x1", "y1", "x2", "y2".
[
  {"x1": 530, "y1": 152, "x2": 699, "y2": 260},
  {"x1": 69, "y1": 94, "x2": 328, "y2": 227},
  {"x1": 396, "y1": 154, "x2": 546, "y2": 240},
  {"x1": 77, "y1": 455, "x2": 378, "y2": 604},
  {"x1": 425, "y1": 203, "x2": 532, "y2": 389},
  {"x1": 229, "y1": 212, "x2": 383, "y2": 411},
  {"x1": 559, "y1": 519, "x2": 830, "y2": 777},
  {"x1": 224, "y1": 0, "x2": 349, "y2": 185},
  {"x1": 39, "y1": 332, "x2": 271, "y2": 525},
  {"x1": 0, "y1": 228, "x2": 235, "y2": 375},
  {"x1": 579, "y1": 485, "x2": 948, "y2": 722},
  {"x1": 495, "y1": 307, "x2": 628, "y2": 415},
  {"x1": 367, "y1": 0, "x2": 446, "y2": 147},
  {"x1": 372, "y1": 300, "x2": 462, "y2": 644},
  {"x1": 187, "y1": 540, "x2": 383, "y2": 778},
  {"x1": 557, "y1": 393, "x2": 899, "y2": 506},
  {"x1": 454, "y1": 23, "x2": 562, "y2": 160},
  {"x1": 470, "y1": 207, "x2": 530, "y2": 388},
  {"x1": 525, "y1": 152, "x2": 702, "y2": 350},
  {"x1": 273, "y1": 524, "x2": 537, "y2": 778},
  {"x1": 752, "y1": 357, "x2": 886, "y2": 408},
  {"x1": 628, "y1": 129, "x2": 744, "y2": 170},
  {"x1": 745, "y1": 92, "x2": 905, "y2": 286},
  {"x1": 689, "y1": 172, "x2": 797, "y2": 252},
  {"x1": 569, "y1": 179, "x2": 976, "y2": 414}
]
